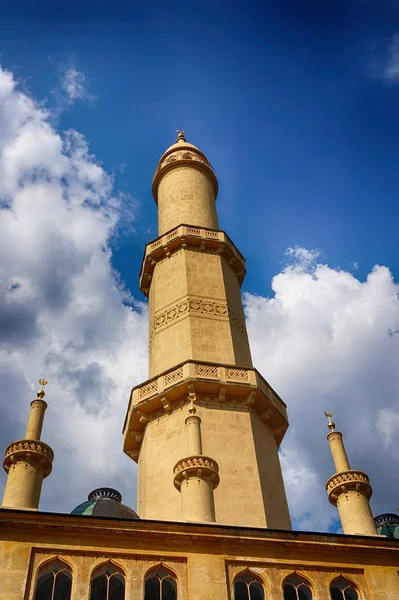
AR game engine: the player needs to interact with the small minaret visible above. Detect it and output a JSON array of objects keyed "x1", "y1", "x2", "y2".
[
  {"x1": 1, "y1": 379, "x2": 54, "y2": 510},
  {"x1": 173, "y1": 394, "x2": 219, "y2": 522},
  {"x1": 324, "y1": 412, "x2": 377, "y2": 536}
]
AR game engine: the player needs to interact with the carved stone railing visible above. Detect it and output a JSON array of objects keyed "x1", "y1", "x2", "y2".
[
  {"x1": 139, "y1": 224, "x2": 246, "y2": 295},
  {"x1": 3, "y1": 439, "x2": 54, "y2": 477},
  {"x1": 326, "y1": 470, "x2": 372, "y2": 506},
  {"x1": 123, "y1": 360, "x2": 289, "y2": 462},
  {"x1": 173, "y1": 455, "x2": 220, "y2": 490}
]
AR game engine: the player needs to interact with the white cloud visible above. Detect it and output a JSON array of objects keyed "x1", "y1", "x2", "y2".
[
  {"x1": 383, "y1": 32, "x2": 399, "y2": 83},
  {"x1": 0, "y1": 66, "x2": 147, "y2": 514},
  {"x1": 61, "y1": 67, "x2": 93, "y2": 104},
  {"x1": 0, "y1": 66, "x2": 398, "y2": 532},
  {"x1": 245, "y1": 248, "x2": 399, "y2": 530}
]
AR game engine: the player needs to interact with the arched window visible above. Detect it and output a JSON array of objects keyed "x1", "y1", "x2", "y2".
[
  {"x1": 234, "y1": 570, "x2": 265, "y2": 600},
  {"x1": 283, "y1": 574, "x2": 313, "y2": 600},
  {"x1": 90, "y1": 563, "x2": 125, "y2": 600},
  {"x1": 144, "y1": 565, "x2": 177, "y2": 600},
  {"x1": 34, "y1": 558, "x2": 72, "y2": 600},
  {"x1": 330, "y1": 577, "x2": 359, "y2": 600}
]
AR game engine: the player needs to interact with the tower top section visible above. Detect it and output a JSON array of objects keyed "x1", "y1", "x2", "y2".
[{"x1": 152, "y1": 132, "x2": 218, "y2": 203}]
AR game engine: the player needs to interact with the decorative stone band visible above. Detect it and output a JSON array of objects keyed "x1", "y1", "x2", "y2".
[
  {"x1": 30, "y1": 399, "x2": 48, "y2": 410},
  {"x1": 152, "y1": 146, "x2": 218, "y2": 202},
  {"x1": 185, "y1": 415, "x2": 201, "y2": 426},
  {"x1": 327, "y1": 431, "x2": 343, "y2": 442},
  {"x1": 326, "y1": 470, "x2": 372, "y2": 506},
  {"x1": 3, "y1": 438, "x2": 54, "y2": 478},
  {"x1": 173, "y1": 455, "x2": 220, "y2": 491},
  {"x1": 139, "y1": 224, "x2": 246, "y2": 295}
]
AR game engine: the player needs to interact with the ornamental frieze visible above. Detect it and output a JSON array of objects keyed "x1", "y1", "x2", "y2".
[
  {"x1": 326, "y1": 470, "x2": 372, "y2": 505},
  {"x1": 152, "y1": 295, "x2": 248, "y2": 341}
]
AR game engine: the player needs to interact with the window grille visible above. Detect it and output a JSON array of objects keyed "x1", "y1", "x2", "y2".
[
  {"x1": 33, "y1": 559, "x2": 72, "y2": 600},
  {"x1": 283, "y1": 573, "x2": 313, "y2": 600},
  {"x1": 233, "y1": 571, "x2": 265, "y2": 600},
  {"x1": 89, "y1": 563, "x2": 125, "y2": 600},
  {"x1": 330, "y1": 577, "x2": 359, "y2": 600},
  {"x1": 144, "y1": 565, "x2": 177, "y2": 600}
]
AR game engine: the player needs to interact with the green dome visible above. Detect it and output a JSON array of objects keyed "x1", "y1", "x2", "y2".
[
  {"x1": 71, "y1": 488, "x2": 140, "y2": 520},
  {"x1": 374, "y1": 513, "x2": 399, "y2": 538}
]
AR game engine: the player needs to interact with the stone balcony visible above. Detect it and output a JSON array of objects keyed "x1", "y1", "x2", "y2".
[
  {"x1": 3, "y1": 439, "x2": 54, "y2": 477},
  {"x1": 139, "y1": 224, "x2": 247, "y2": 296},
  {"x1": 123, "y1": 360, "x2": 288, "y2": 461},
  {"x1": 326, "y1": 470, "x2": 372, "y2": 506}
]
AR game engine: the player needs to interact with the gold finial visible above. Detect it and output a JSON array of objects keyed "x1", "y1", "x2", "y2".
[
  {"x1": 37, "y1": 378, "x2": 48, "y2": 399},
  {"x1": 324, "y1": 411, "x2": 336, "y2": 431},
  {"x1": 176, "y1": 129, "x2": 186, "y2": 143}
]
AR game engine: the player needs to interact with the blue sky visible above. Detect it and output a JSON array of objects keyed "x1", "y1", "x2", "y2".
[
  {"x1": 0, "y1": 1, "x2": 398, "y2": 528},
  {"x1": 1, "y1": 0, "x2": 398, "y2": 296}
]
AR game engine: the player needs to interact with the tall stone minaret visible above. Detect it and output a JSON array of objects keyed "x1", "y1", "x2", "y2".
[
  {"x1": 123, "y1": 132, "x2": 291, "y2": 528},
  {"x1": 324, "y1": 412, "x2": 378, "y2": 535},
  {"x1": 2, "y1": 379, "x2": 54, "y2": 510}
]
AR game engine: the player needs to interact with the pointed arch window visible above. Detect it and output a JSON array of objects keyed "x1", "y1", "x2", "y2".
[
  {"x1": 89, "y1": 563, "x2": 125, "y2": 600},
  {"x1": 234, "y1": 571, "x2": 265, "y2": 600},
  {"x1": 330, "y1": 577, "x2": 359, "y2": 600},
  {"x1": 144, "y1": 565, "x2": 177, "y2": 600},
  {"x1": 283, "y1": 574, "x2": 313, "y2": 600},
  {"x1": 33, "y1": 559, "x2": 72, "y2": 600}
]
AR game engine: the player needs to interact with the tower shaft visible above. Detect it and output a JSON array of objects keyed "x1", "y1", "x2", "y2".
[
  {"x1": 326, "y1": 428, "x2": 377, "y2": 536},
  {"x1": 124, "y1": 134, "x2": 291, "y2": 528},
  {"x1": 2, "y1": 391, "x2": 53, "y2": 511}
]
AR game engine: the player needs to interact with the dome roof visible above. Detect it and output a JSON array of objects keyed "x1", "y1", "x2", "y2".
[
  {"x1": 71, "y1": 487, "x2": 140, "y2": 520},
  {"x1": 152, "y1": 131, "x2": 218, "y2": 202},
  {"x1": 374, "y1": 513, "x2": 399, "y2": 538}
]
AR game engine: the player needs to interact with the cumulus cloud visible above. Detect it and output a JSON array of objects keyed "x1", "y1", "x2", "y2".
[
  {"x1": 383, "y1": 32, "x2": 399, "y2": 83},
  {"x1": 0, "y1": 65, "x2": 398, "y2": 532},
  {"x1": 0, "y1": 66, "x2": 147, "y2": 513},
  {"x1": 61, "y1": 67, "x2": 93, "y2": 104},
  {"x1": 245, "y1": 249, "x2": 399, "y2": 530}
]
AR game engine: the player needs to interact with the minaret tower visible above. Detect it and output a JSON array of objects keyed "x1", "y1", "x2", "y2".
[
  {"x1": 123, "y1": 132, "x2": 291, "y2": 528},
  {"x1": 324, "y1": 412, "x2": 378, "y2": 535},
  {"x1": 1, "y1": 379, "x2": 54, "y2": 510}
]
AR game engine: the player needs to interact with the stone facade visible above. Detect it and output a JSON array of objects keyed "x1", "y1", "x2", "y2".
[{"x1": 1, "y1": 510, "x2": 398, "y2": 600}]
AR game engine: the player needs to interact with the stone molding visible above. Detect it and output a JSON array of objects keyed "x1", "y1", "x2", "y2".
[
  {"x1": 326, "y1": 470, "x2": 372, "y2": 506},
  {"x1": 173, "y1": 454, "x2": 220, "y2": 490},
  {"x1": 152, "y1": 294, "x2": 248, "y2": 341},
  {"x1": 3, "y1": 438, "x2": 54, "y2": 478},
  {"x1": 185, "y1": 416, "x2": 201, "y2": 426},
  {"x1": 139, "y1": 224, "x2": 246, "y2": 295},
  {"x1": 1, "y1": 512, "x2": 396, "y2": 555},
  {"x1": 152, "y1": 151, "x2": 218, "y2": 202},
  {"x1": 123, "y1": 360, "x2": 288, "y2": 462},
  {"x1": 30, "y1": 399, "x2": 48, "y2": 410},
  {"x1": 327, "y1": 432, "x2": 343, "y2": 442}
]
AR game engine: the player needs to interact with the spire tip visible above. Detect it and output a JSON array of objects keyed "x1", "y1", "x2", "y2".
[
  {"x1": 324, "y1": 411, "x2": 336, "y2": 431},
  {"x1": 37, "y1": 377, "x2": 48, "y2": 399}
]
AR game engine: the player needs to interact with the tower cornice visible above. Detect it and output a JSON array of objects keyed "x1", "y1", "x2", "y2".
[
  {"x1": 123, "y1": 359, "x2": 288, "y2": 463},
  {"x1": 139, "y1": 223, "x2": 246, "y2": 296},
  {"x1": 3, "y1": 439, "x2": 54, "y2": 478},
  {"x1": 152, "y1": 145, "x2": 218, "y2": 203}
]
